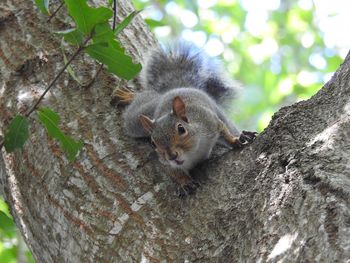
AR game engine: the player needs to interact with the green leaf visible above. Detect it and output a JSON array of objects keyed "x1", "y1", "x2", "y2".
[
  {"x1": 25, "y1": 252, "x2": 36, "y2": 263},
  {"x1": 55, "y1": 28, "x2": 84, "y2": 46},
  {"x1": 4, "y1": 115, "x2": 29, "y2": 153},
  {"x1": 0, "y1": 200, "x2": 16, "y2": 238},
  {"x1": 92, "y1": 23, "x2": 115, "y2": 44},
  {"x1": 0, "y1": 198, "x2": 12, "y2": 219},
  {"x1": 64, "y1": 0, "x2": 113, "y2": 36},
  {"x1": 59, "y1": 39, "x2": 83, "y2": 85},
  {"x1": 0, "y1": 246, "x2": 17, "y2": 263},
  {"x1": 62, "y1": 50, "x2": 83, "y2": 85},
  {"x1": 35, "y1": 0, "x2": 50, "y2": 15},
  {"x1": 85, "y1": 40, "x2": 142, "y2": 80},
  {"x1": 37, "y1": 107, "x2": 83, "y2": 161},
  {"x1": 144, "y1": 19, "x2": 165, "y2": 28},
  {"x1": 0, "y1": 211, "x2": 16, "y2": 234},
  {"x1": 114, "y1": 10, "x2": 141, "y2": 35}
]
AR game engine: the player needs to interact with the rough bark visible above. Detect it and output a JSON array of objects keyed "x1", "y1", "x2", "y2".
[{"x1": 1, "y1": 0, "x2": 349, "y2": 262}]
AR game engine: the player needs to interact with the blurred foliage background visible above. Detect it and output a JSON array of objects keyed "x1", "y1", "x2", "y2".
[
  {"x1": 136, "y1": 0, "x2": 347, "y2": 131},
  {"x1": 0, "y1": 198, "x2": 34, "y2": 263},
  {"x1": 1, "y1": 0, "x2": 348, "y2": 262}
]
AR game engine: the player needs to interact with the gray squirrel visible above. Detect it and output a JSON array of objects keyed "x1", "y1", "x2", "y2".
[{"x1": 116, "y1": 42, "x2": 256, "y2": 188}]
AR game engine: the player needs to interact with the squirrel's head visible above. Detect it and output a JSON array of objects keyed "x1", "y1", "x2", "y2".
[{"x1": 139, "y1": 96, "x2": 196, "y2": 170}]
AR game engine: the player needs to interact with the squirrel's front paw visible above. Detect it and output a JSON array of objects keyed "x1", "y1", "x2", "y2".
[
  {"x1": 112, "y1": 86, "x2": 135, "y2": 106},
  {"x1": 176, "y1": 181, "x2": 200, "y2": 198},
  {"x1": 238, "y1": 131, "x2": 258, "y2": 146}
]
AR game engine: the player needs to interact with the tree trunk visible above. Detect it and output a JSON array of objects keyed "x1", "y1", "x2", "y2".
[{"x1": 1, "y1": 0, "x2": 349, "y2": 262}]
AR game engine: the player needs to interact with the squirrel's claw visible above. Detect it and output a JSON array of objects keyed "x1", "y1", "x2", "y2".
[
  {"x1": 238, "y1": 130, "x2": 257, "y2": 145},
  {"x1": 176, "y1": 180, "x2": 200, "y2": 198}
]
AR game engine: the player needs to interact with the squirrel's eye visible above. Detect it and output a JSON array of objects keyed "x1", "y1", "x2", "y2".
[
  {"x1": 150, "y1": 139, "x2": 156, "y2": 148},
  {"x1": 177, "y1": 124, "x2": 186, "y2": 135}
]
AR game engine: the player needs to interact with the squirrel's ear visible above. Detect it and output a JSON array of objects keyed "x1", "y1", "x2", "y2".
[
  {"x1": 139, "y1": 115, "x2": 154, "y2": 134},
  {"x1": 172, "y1": 96, "x2": 188, "y2": 122}
]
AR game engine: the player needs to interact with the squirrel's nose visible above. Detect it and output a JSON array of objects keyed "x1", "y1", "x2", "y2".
[{"x1": 168, "y1": 151, "x2": 178, "y2": 160}]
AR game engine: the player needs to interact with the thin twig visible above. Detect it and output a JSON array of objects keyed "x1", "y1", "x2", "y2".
[
  {"x1": 47, "y1": 1, "x2": 64, "y2": 22},
  {"x1": 25, "y1": 36, "x2": 91, "y2": 118},
  {"x1": 0, "y1": 37, "x2": 91, "y2": 151},
  {"x1": 113, "y1": 0, "x2": 117, "y2": 31},
  {"x1": 87, "y1": 0, "x2": 118, "y2": 88},
  {"x1": 84, "y1": 63, "x2": 104, "y2": 89}
]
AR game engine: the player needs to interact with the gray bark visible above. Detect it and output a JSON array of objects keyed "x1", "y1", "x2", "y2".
[{"x1": 1, "y1": 0, "x2": 349, "y2": 262}]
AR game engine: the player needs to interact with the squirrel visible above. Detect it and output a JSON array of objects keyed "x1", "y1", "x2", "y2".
[{"x1": 115, "y1": 42, "x2": 257, "y2": 191}]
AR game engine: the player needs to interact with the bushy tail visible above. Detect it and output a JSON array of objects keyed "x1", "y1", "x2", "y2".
[{"x1": 139, "y1": 41, "x2": 237, "y2": 105}]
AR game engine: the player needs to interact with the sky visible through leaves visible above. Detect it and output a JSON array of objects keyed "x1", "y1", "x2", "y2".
[{"x1": 136, "y1": 0, "x2": 348, "y2": 131}]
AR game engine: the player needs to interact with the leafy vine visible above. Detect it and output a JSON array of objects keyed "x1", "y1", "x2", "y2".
[{"x1": 1, "y1": 0, "x2": 141, "y2": 161}]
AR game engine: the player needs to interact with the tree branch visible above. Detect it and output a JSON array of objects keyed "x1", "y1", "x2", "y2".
[
  {"x1": 24, "y1": 36, "x2": 91, "y2": 117},
  {"x1": 47, "y1": 1, "x2": 64, "y2": 22},
  {"x1": 113, "y1": 0, "x2": 117, "y2": 31},
  {"x1": 86, "y1": 0, "x2": 118, "y2": 88}
]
